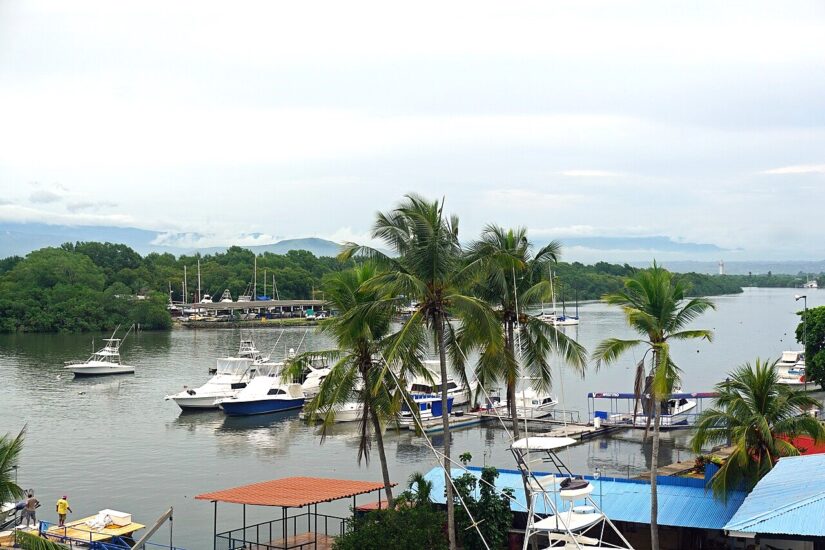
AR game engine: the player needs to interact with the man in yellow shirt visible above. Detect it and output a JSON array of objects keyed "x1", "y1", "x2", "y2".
[{"x1": 56, "y1": 495, "x2": 72, "y2": 527}]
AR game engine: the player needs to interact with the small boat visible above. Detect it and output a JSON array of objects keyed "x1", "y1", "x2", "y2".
[
  {"x1": 536, "y1": 270, "x2": 579, "y2": 326},
  {"x1": 776, "y1": 350, "x2": 806, "y2": 386},
  {"x1": 64, "y1": 337, "x2": 134, "y2": 377},
  {"x1": 166, "y1": 357, "x2": 256, "y2": 410},
  {"x1": 399, "y1": 395, "x2": 455, "y2": 426},
  {"x1": 218, "y1": 366, "x2": 305, "y2": 416}
]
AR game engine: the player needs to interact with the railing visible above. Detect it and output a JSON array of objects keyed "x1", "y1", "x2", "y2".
[
  {"x1": 36, "y1": 521, "x2": 187, "y2": 550},
  {"x1": 215, "y1": 511, "x2": 348, "y2": 550}
]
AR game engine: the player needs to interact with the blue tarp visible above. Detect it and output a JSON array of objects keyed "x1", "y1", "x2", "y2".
[
  {"x1": 724, "y1": 454, "x2": 825, "y2": 537},
  {"x1": 424, "y1": 466, "x2": 745, "y2": 530}
]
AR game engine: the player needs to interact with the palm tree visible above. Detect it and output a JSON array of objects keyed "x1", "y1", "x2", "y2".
[
  {"x1": 465, "y1": 225, "x2": 587, "y2": 438},
  {"x1": 692, "y1": 359, "x2": 825, "y2": 499},
  {"x1": 0, "y1": 428, "x2": 25, "y2": 506},
  {"x1": 341, "y1": 194, "x2": 502, "y2": 550},
  {"x1": 286, "y1": 264, "x2": 423, "y2": 507},
  {"x1": 592, "y1": 263, "x2": 714, "y2": 550}
]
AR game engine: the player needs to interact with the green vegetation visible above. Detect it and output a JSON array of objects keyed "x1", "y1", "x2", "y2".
[
  {"x1": 796, "y1": 306, "x2": 825, "y2": 389},
  {"x1": 453, "y1": 455, "x2": 514, "y2": 550},
  {"x1": 691, "y1": 359, "x2": 825, "y2": 499},
  {"x1": 334, "y1": 472, "x2": 447, "y2": 550},
  {"x1": 14, "y1": 530, "x2": 70, "y2": 550},
  {"x1": 592, "y1": 263, "x2": 715, "y2": 550},
  {"x1": 1, "y1": 428, "x2": 25, "y2": 505}
]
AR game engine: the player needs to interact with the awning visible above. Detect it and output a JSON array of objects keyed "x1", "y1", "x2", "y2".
[{"x1": 195, "y1": 477, "x2": 394, "y2": 508}]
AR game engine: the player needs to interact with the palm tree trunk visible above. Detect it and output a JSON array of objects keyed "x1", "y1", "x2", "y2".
[
  {"x1": 650, "y1": 398, "x2": 661, "y2": 550},
  {"x1": 507, "y1": 319, "x2": 520, "y2": 439},
  {"x1": 370, "y1": 408, "x2": 394, "y2": 508},
  {"x1": 436, "y1": 315, "x2": 457, "y2": 550}
]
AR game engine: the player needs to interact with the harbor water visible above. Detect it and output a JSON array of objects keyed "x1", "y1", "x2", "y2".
[{"x1": 1, "y1": 287, "x2": 822, "y2": 547}]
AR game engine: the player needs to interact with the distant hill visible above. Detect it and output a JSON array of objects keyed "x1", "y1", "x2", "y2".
[
  {"x1": 645, "y1": 260, "x2": 825, "y2": 276},
  {"x1": 0, "y1": 222, "x2": 345, "y2": 259}
]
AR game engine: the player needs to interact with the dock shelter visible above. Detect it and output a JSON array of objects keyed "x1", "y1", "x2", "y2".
[
  {"x1": 195, "y1": 476, "x2": 395, "y2": 550},
  {"x1": 424, "y1": 466, "x2": 746, "y2": 549},
  {"x1": 724, "y1": 454, "x2": 825, "y2": 549}
]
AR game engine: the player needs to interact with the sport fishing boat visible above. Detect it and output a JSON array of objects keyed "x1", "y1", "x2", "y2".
[
  {"x1": 776, "y1": 350, "x2": 806, "y2": 386},
  {"x1": 632, "y1": 394, "x2": 697, "y2": 427},
  {"x1": 64, "y1": 336, "x2": 135, "y2": 376},
  {"x1": 218, "y1": 365, "x2": 305, "y2": 416},
  {"x1": 301, "y1": 359, "x2": 331, "y2": 398},
  {"x1": 166, "y1": 357, "x2": 256, "y2": 410}
]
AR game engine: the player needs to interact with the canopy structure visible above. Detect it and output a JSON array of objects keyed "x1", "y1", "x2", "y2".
[
  {"x1": 198, "y1": 477, "x2": 396, "y2": 550},
  {"x1": 195, "y1": 476, "x2": 393, "y2": 508},
  {"x1": 511, "y1": 436, "x2": 577, "y2": 451}
]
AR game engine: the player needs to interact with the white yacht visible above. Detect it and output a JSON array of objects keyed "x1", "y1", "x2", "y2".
[
  {"x1": 409, "y1": 360, "x2": 477, "y2": 406},
  {"x1": 631, "y1": 394, "x2": 697, "y2": 428},
  {"x1": 493, "y1": 388, "x2": 558, "y2": 419},
  {"x1": 776, "y1": 350, "x2": 806, "y2": 386},
  {"x1": 64, "y1": 338, "x2": 135, "y2": 376},
  {"x1": 166, "y1": 357, "x2": 256, "y2": 410}
]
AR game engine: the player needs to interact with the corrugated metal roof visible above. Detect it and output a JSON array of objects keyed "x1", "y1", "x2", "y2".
[
  {"x1": 724, "y1": 454, "x2": 825, "y2": 536},
  {"x1": 424, "y1": 467, "x2": 745, "y2": 530},
  {"x1": 195, "y1": 477, "x2": 393, "y2": 508}
]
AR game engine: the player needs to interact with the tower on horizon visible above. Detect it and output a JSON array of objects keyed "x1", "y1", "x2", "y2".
[{"x1": 718, "y1": 260, "x2": 725, "y2": 275}]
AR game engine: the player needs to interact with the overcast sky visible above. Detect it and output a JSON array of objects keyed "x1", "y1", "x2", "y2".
[{"x1": 1, "y1": 1, "x2": 824, "y2": 261}]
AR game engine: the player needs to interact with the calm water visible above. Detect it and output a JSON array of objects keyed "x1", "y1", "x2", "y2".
[{"x1": 1, "y1": 288, "x2": 822, "y2": 548}]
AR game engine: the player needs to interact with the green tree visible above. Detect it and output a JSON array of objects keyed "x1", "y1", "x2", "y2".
[
  {"x1": 691, "y1": 359, "x2": 825, "y2": 499},
  {"x1": 341, "y1": 194, "x2": 502, "y2": 550},
  {"x1": 453, "y1": 463, "x2": 513, "y2": 550},
  {"x1": 796, "y1": 305, "x2": 825, "y2": 389},
  {"x1": 0, "y1": 428, "x2": 25, "y2": 505},
  {"x1": 465, "y1": 225, "x2": 587, "y2": 438},
  {"x1": 286, "y1": 263, "x2": 422, "y2": 507},
  {"x1": 593, "y1": 263, "x2": 714, "y2": 550}
]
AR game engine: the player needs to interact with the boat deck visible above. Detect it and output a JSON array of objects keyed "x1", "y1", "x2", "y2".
[{"x1": 38, "y1": 516, "x2": 144, "y2": 543}]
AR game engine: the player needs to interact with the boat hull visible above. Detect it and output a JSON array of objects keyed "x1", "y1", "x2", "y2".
[
  {"x1": 220, "y1": 397, "x2": 305, "y2": 416},
  {"x1": 68, "y1": 365, "x2": 135, "y2": 376},
  {"x1": 169, "y1": 394, "x2": 225, "y2": 410}
]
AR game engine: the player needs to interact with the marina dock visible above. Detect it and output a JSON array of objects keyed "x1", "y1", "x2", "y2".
[{"x1": 478, "y1": 412, "x2": 623, "y2": 441}]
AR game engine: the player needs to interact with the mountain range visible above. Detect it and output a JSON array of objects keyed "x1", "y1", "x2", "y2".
[{"x1": 1, "y1": 222, "x2": 822, "y2": 275}]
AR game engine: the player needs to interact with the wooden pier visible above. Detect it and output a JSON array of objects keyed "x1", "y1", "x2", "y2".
[{"x1": 478, "y1": 413, "x2": 623, "y2": 441}]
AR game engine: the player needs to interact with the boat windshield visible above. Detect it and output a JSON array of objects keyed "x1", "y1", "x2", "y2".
[{"x1": 215, "y1": 358, "x2": 254, "y2": 376}]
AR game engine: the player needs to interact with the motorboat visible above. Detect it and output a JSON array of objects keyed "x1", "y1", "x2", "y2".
[
  {"x1": 64, "y1": 338, "x2": 134, "y2": 376},
  {"x1": 219, "y1": 289, "x2": 234, "y2": 303},
  {"x1": 492, "y1": 388, "x2": 558, "y2": 419},
  {"x1": 776, "y1": 351, "x2": 806, "y2": 386},
  {"x1": 208, "y1": 336, "x2": 267, "y2": 374},
  {"x1": 166, "y1": 357, "x2": 256, "y2": 410},
  {"x1": 399, "y1": 395, "x2": 455, "y2": 426},
  {"x1": 409, "y1": 360, "x2": 477, "y2": 406},
  {"x1": 632, "y1": 394, "x2": 697, "y2": 428},
  {"x1": 218, "y1": 366, "x2": 305, "y2": 416}
]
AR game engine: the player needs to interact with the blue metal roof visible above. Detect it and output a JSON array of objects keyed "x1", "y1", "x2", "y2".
[
  {"x1": 724, "y1": 454, "x2": 825, "y2": 537},
  {"x1": 424, "y1": 466, "x2": 745, "y2": 530}
]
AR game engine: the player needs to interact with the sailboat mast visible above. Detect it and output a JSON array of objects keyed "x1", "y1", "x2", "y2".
[
  {"x1": 197, "y1": 259, "x2": 201, "y2": 303},
  {"x1": 184, "y1": 265, "x2": 188, "y2": 304},
  {"x1": 253, "y1": 256, "x2": 257, "y2": 302},
  {"x1": 263, "y1": 268, "x2": 267, "y2": 299},
  {"x1": 550, "y1": 270, "x2": 557, "y2": 312}
]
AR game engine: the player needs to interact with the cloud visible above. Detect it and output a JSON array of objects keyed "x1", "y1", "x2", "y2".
[
  {"x1": 67, "y1": 200, "x2": 118, "y2": 212},
  {"x1": 763, "y1": 164, "x2": 825, "y2": 175},
  {"x1": 0, "y1": 204, "x2": 135, "y2": 227},
  {"x1": 0, "y1": 198, "x2": 14, "y2": 206},
  {"x1": 482, "y1": 189, "x2": 586, "y2": 209},
  {"x1": 29, "y1": 190, "x2": 63, "y2": 204},
  {"x1": 151, "y1": 231, "x2": 280, "y2": 249},
  {"x1": 560, "y1": 170, "x2": 620, "y2": 177}
]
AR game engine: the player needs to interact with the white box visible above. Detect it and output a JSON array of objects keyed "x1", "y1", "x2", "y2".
[{"x1": 98, "y1": 509, "x2": 132, "y2": 527}]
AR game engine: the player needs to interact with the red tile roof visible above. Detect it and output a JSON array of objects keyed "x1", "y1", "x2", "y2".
[{"x1": 195, "y1": 477, "x2": 394, "y2": 508}]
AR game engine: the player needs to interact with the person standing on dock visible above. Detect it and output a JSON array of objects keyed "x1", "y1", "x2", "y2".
[
  {"x1": 22, "y1": 492, "x2": 39, "y2": 527},
  {"x1": 56, "y1": 495, "x2": 72, "y2": 527}
]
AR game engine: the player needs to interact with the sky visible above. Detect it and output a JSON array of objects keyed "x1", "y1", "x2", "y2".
[{"x1": 1, "y1": 1, "x2": 824, "y2": 261}]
